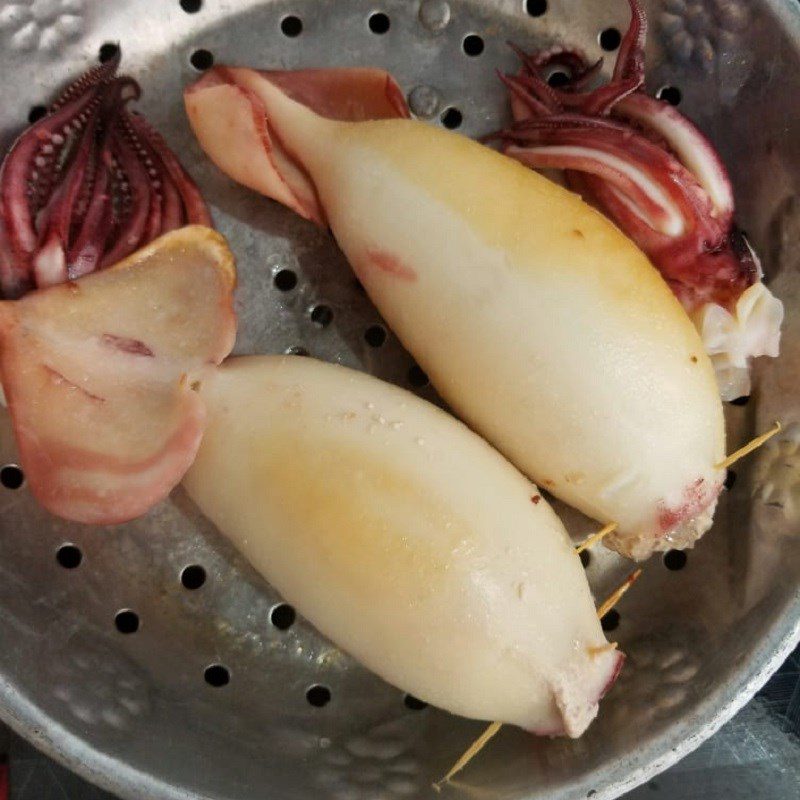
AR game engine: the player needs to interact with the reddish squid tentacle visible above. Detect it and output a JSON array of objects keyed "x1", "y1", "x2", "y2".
[
  {"x1": 496, "y1": 0, "x2": 755, "y2": 311},
  {"x1": 0, "y1": 54, "x2": 212, "y2": 296}
]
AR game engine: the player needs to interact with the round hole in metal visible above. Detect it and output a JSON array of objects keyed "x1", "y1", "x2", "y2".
[
  {"x1": 408, "y1": 364, "x2": 429, "y2": 388},
  {"x1": 548, "y1": 71, "x2": 571, "y2": 87},
  {"x1": 657, "y1": 85, "x2": 682, "y2": 106},
  {"x1": 28, "y1": 105, "x2": 47, "y2": 124},
  {"x1": 205, "y1": 664, "x2": 231, "y2": 687},
  {"x1": 368, "y1": 12, "x2": 390, "y2": 34},
  {"x1": 600, "y1": 609, "x2": 620, "y2": 632},
  {"x1": 115, "y1": 610, "x2": 140, "y2": 635},
  {"x1": 463, "y1": 34, "x2": 485, "y2": 57},
  {"x1": 274, "y1": 269, "x2": 297, "y2": 291},
  {"x1": 525, "y1": 0, "x2": 548, "y2": 17},
  {"x1": 270, "y1": 603, "x2": 296, "y2": 631},
  {"x1": 441, "y1": 107, "x2": 463, "y2": 129},
  {"x1": 281, "y1": 15, "x2": 303, "y2": 37},
  {"x1": 364, "y1": 324, "x2": 387, "y2": 347},
  {"x1": 404, "y1": 694, "x2": 428, "y2": 711},
  {"x1": 98, "y1": 42, "x2": 119, "y2": 63},
  {"x1": 599, "y1": 27, "x2": 622, "y2": 51},
  {"x1": 190, "y1": 49, "x2": 214, "y2": 71},
  {"x1": 180, "y1": 565, "x2": 207, "y2": 590},
  {"x1": 310, "y1": 304, "x2": 334, "y2": 328},
  {"x1": 179, "y1": 0, "x2": 202, "y2": 11},
  {"x1": 56, "y1": 544, "x2": 82, "y2": 570},
  {"x1": 306, "y1": 684, "x2": 331, "y2": 707},
  {"x1": 0, "y1": 465, "x2": 24, "y2": 490},
  {"x1": 664, "y1": 549, "x2": 688, "y2": 571}
]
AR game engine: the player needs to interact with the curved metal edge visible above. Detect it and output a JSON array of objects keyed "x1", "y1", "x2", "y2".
[
  {"x1": 589, "y1": 0, "x2": 800, "y2": 794},
  {"x1": 1, "y1": 1, "x2": 800, "y2": 799},
  {"x1": 1, "y1": 601, "x2": 798, "y2": 800},
  {"x1": 591, "y1": 605, "x2": 800, "y2": 800},
  {"x1": 0, "y1": 687, "x2": 203, "y2": 800}
]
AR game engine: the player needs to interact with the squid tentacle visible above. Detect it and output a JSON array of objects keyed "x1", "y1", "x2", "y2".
[
  {"x1": 497, "y1": 0, "x2": 755, "y2": 312},
  {"x1": 614, "y1": 93, "x2": 734, "y2": 222},
  {"x1": 126, "y1": 111, "x2": 212, "y2": 228},
  {"x1": 1, "y1": 87, "x2": 103, "y2": 272},
  {"x1": 64, "y1": 78, "x2": 140, "y2": 279},
  {"x1": 0, "y1": 55, "x2": 211, "y2": 297},
  {"x1": 49, "y1": 51, "x2": 122, "y2": 111},
  {"x1": 101, "y1": 124, "x2": 154, "y2": 267},
  {"x1": 611, "y1": 0, "x2": 647, "y2": 87}
]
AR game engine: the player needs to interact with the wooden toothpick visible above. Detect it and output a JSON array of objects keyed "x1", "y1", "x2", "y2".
[
  {"x1": 576, "y1": 522, "x2": 618, "y2": 554},
  {"x1": 588, "y1": 641, "x2": 619, "y2": 657},
  {"x1": 433, "y1": 560, "x2": 638, "y2": 791},
  {"x1": 595, "y1": 569, "x2": 643, "y2": 620},
  {"x1": 715, "y1": 421, "x2": 782, "y2": 471},
  {"x1": 433, "y1": 721, "x2": 503, "y2": 792}
]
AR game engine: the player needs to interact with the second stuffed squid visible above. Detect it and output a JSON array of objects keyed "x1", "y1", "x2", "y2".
[
  {"x1": 185, "y1": 67, "x2": 726, "y2": 560},
  {"x1": 184, "y1": 355, "x2": 622, "y2": 735}
]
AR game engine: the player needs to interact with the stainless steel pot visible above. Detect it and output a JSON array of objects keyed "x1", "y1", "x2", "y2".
[{"x1": 0, "y1": 1, "x2": 799, "y2": 798}]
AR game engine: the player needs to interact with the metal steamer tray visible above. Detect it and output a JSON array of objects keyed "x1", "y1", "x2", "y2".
[{"x1": 0, "y1": 1, "x2": 799, "y2": 799}]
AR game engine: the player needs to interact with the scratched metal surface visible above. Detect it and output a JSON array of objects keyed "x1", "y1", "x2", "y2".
[{"x1": 0, "y1": 1, "x2": 799, "y2": 800}]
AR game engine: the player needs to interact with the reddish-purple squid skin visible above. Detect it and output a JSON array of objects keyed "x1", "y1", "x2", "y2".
[
  {"x1": 495, "y1": 0, "x2": 756, "y2": 312},
  {"x1": 0, "y1": 52, "x2": 211, "y2": 298}
]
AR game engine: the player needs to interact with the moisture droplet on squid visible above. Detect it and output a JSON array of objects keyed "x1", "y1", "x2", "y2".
[{"x1": 184, "y1": 66, "x2": 726, "y2": 560}]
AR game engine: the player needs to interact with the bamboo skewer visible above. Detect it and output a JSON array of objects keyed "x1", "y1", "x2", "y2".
[
  {"x1": 432, "y1": 721, "x2": 503, "y2": 792},
  {"x1": 575, "y1": 522, "x2": 618, "y2": 554},
  {"x1": 715, "y1": 420, "x2": 782, "y2": 471},
  {"x1": 433, "y1": 568, "x2": 641, "y2": 791},
  {"x1": 595, "y1": 569, "x2": 642, "y2": 620}
]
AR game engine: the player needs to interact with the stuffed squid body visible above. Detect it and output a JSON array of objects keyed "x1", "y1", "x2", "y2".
[
  {"x1": 185, "y1": 68, "x2": 726, "y2": 559},
  {"x1": 183, "y1": 356, "x2": 621, "y2": 736}
]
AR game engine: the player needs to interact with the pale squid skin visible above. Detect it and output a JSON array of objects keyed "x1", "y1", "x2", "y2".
[
  {"x1": 185, "y1": 69, "x2": 726, "y2": 559},
  {"x1": 183, "y1": 355, "x2": 622, "y2": 736}
]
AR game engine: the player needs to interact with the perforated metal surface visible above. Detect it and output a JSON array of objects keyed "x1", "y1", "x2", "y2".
[{"x1": 0, "y1": 2, "x2": 799, "y2": 800}]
